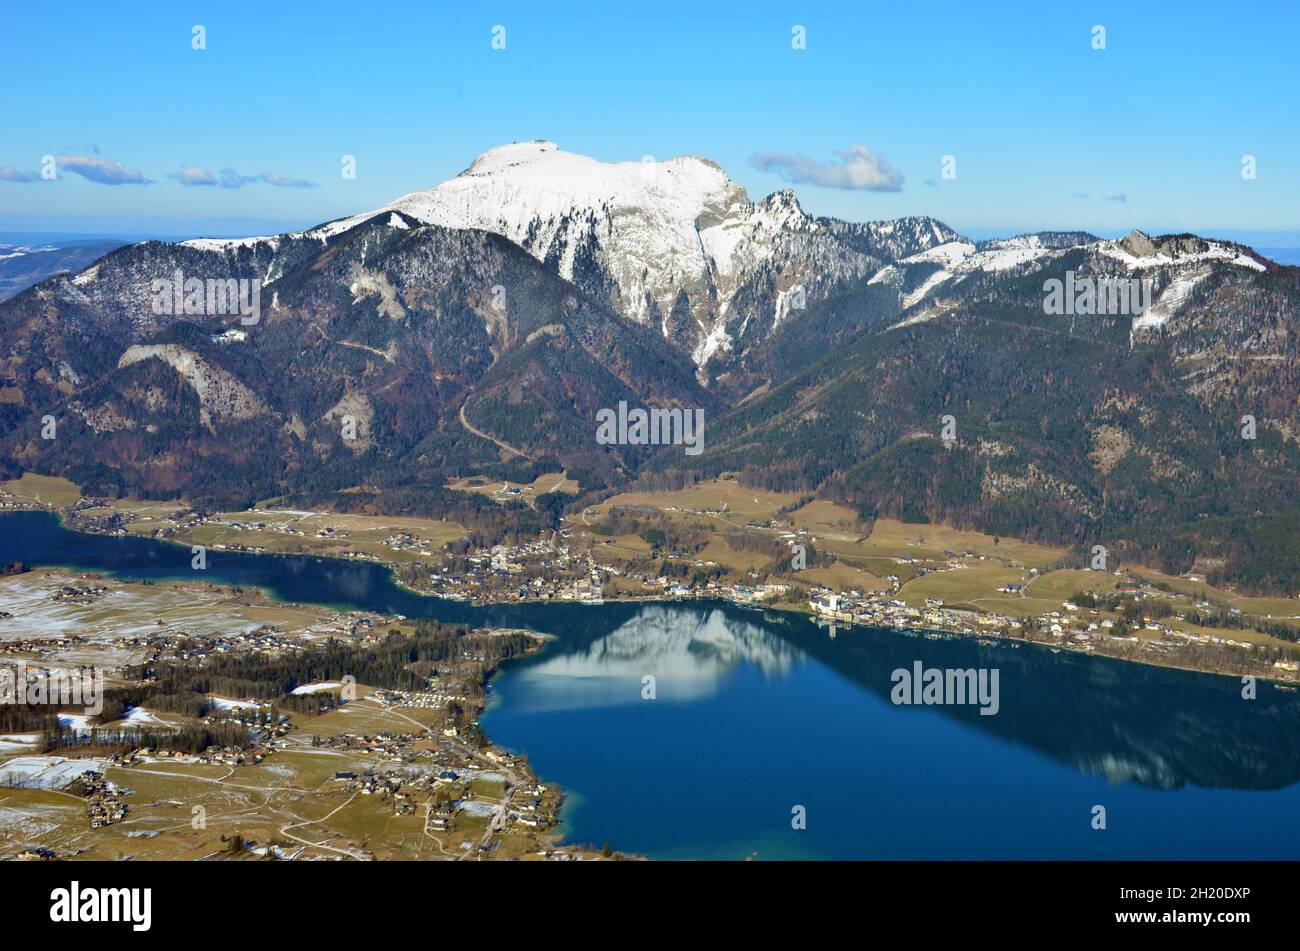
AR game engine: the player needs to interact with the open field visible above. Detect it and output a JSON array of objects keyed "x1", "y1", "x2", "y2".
[
  {"x1": 577, "y1": 482, "x2": 1084, "y2": 610},
  {"x1": 0, "y1": 473, "x2": 81, "y2": 508},
  {"x1": 73, "y1": 497, "x2": 188, "y2": 535},
  {"x1": 0, "y1": 471, "x2": 465, "y2": 566},
  {"x1": 1165, "y1": 618, "x2": 1300, "y2": 651},
  {"x1": 796, "y1": 563, "x2": 891, "y2": 593},
  {"x1": 181, "y1": 509, "x2": 465, "y2": 564},
  {"x1": 696, "y1": 537, "x2": 770, "y2": 573},
  {"x1": 591, "y1": 479, "x2": 797, "y2": 523},
  {"x1": 1023, "y1": 569, "x2": 1121, "y2": 602},
  {"x1": 785, "y1": 500, "x2": 868, "y2": 537},
  {"x1": 897, "y1": 564, "x2": 1026, "y2": 608},
  {"x1": 1127, "y1": 566, "x2": 1300, "y2": 629},
  {"x1": 860, "y1": 519, "x2": 1066, "y2": 569},
  {"x1": 446, "y1": 471, "x2": 579, "y2": 504}
]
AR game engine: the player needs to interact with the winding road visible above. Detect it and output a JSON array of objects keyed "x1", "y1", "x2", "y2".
[{"x1": 458, "y1": 401, "x2": 531, "y2": 460}]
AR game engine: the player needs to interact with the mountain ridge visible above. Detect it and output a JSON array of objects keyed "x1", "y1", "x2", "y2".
[{"x1": 1, "y1": 142, "x2": 1296, "y2": 592}]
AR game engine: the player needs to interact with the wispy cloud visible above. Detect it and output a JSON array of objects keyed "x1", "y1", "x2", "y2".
[
  {"x1": 1073, "y1": 191, "x2": 1128, "y2": 203},
  {"x1": 171, "y1": 165, "x2": 317, "y2": 189},
  {"x1": 217, "y1": 169, "x2": 261, "y2": 189},
  {"x1": 56, "y1": 154, "x2": 150, "y2": 185},
  {"x1": 168, "y1": 164, "x2": 218, "y2": 186},
  {"x1": 259, "y1": 171, "x2": 314, "y2": 188},
  {"x1": 0, "y1": 166, "x2": 36, "y2": 183},
  {"x1": 750, "y1": 144, "x2": 904, "y2": 191}
]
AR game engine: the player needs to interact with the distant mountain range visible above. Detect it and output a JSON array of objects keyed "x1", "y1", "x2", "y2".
[
  {"x1": 0, "y1": 238, "x2": 128, "y2": 301},
  {"x1": 2, "y1": 141, "x2": 1297, "y2": 591}
]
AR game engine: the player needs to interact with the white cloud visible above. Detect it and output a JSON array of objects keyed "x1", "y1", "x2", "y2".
[
  {"x1": 169, "y1": 164, "x2": 218, "y2": 186},
  {"x1": 56, "y1": 154, "x2": 150, "y2": 185},
  {"x1": 172, "y1": 166, "x2": 317, "y2": 189},
  {"x1": 259, "y1": 171, "x2": 314, "y2": 188},
  {"x1": 751, "y1": 144, "x2": 904, "y2": 191}
]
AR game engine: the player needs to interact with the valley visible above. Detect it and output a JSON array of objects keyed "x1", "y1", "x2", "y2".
[
  {"x1": 1, "y1": 140, "x2": 1298, "y2": 869},
  {"x1": 6, "y1": 470, "x2": 1299, "y2": 688}
]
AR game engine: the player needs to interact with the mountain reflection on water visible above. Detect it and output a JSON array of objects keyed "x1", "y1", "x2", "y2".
[
  {"x1": 491, "y1": 606, "x2": 804, "y2": 710},
  {"x1": 493, "y1": 602, "x2": 1300, "y2": 793}
]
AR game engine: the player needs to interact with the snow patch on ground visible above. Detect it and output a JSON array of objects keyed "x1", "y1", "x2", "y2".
[
  {"x1": 902, "y1": 241, "x2": 974, "y2": 268},
  {"x1": 0, "y1": 805, "x2": 62, "y2": 838},
  {"x1": 57, "y1": 714, "x2": 92, "y2": 735},
  {"x1": 903, "y1": 270, "x2": 953, "y2": 308},
  {"x1": 180, "y1": 235, "x2": 282, "y2": 253},
  {"x1": 123, "y1": 706, "x2": 174, "y2": 729},
  {"x1": 210, "y1": 697, "x2": 262, "y2": 711},
  {"x1": 292, "y1": 681, "x2": 342, "y2": 695},
  {"x1": 1132, "y1": 266, "x2": 1213, "y2": 333},
  {"x1": 693, "y1": 322, "x2": 733, "y2": 366}
]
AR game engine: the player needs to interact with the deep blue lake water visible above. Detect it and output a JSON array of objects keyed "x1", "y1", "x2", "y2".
[{"x1": 4, "y1": 509, "x2": 1300, "y2": 859}]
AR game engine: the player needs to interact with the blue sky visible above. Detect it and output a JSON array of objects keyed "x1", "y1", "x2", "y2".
[{"x1": 2, "y1": 0, "x2": 1297, "y2": 242}]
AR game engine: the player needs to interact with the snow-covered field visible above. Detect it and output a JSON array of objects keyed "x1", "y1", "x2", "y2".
[
  {"x1": 123, "y1": 706, "x2": 173, "y2": 729},
  {"x1": 292, "y1": 681, "x2": 342, "y2": 695},
  {"x1": 0, "y1": 755, "x2": 108, "y2": 789},
  {"x1": 210, "y1": 696, "x2": 262, "y2": 710},
  {"x1": 56, "y1": 713, "x2": 92, "y2": 735},
  {"x1": 0, "y1": 573, "x2": 268, "y2": 650}
]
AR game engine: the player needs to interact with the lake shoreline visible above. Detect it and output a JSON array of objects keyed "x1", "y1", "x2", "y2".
[
  {"x1": 5, "y1": 508, "x2": 1300, "y2": 860},
  {"x1": 3, "y1": 503, "x2": 1296, "y2": 691}
]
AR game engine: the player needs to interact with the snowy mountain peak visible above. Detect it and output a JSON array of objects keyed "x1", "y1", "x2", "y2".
[
  {"x1": 389, "y1": 141, "x2": 749, "y2": 229},
  {"x1": 176, "y1": 143, "x2": 966, "y2": 372},
  {"x1": 463, "y1": 139, "x2": 561, "y2": 174},
  {"x1": 344, "y1": 143, "x2": 905, "y2": 368}
]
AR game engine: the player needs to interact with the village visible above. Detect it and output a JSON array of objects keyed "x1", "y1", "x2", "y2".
[
  {"x1": 11, "y1": 470, "x2": 1300, "y2": 688},
  {"x1": 0, "y1": 551, "x2": 606, "y2": 862}
]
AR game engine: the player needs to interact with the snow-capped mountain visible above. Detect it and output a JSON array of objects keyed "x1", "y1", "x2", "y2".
[
  {"x1": 3, "y1": 138, "x2": 1297, "y2": 561},
  {"x1": 305, "y1": 141, "x2": 954, "y2": 372},
  {"x1": 867, "y1": 226, "x2": 1271, "y2": 323}
]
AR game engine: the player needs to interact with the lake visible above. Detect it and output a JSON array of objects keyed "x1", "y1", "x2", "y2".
[{"x1": 3, "y1": 509, "x2": 1300, "y2": 859}]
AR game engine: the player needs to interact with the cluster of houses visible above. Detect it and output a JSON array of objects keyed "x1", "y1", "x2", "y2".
[
  {"x1": 0, "y1": 489, "x2": 40, "y2": 511},
  {"x1": 0, "y1": 635, "x2": 82, "y2": 657},
  {"x1": 368, "y1": 688, "x2": 446, "y2": 711},
  {"x1": 312, "y1": 730, "x2": 418, "y2": 763},
  {"x1": 808, "y1": 590, "x2": 1005, "y2": 636},
  {"x1": 199, "y1": 745, "x2": 268, "y2": 767},
  {"x1": 116, "y1": 741, "x2": 266, "y2": 770},
  {"x1": 51, "y1": 583, "x2": 109, "y2": 604},
  {"x1": 431, "y1": 536, "x2": 586, "y2": 602},
  {"x1": 204, "y1": 706, "x2": 292, "y2": 740},
  {"x1": 800, "y1": 580, "x2": 1300, "y2": 681},
  {"x1": 78, "y1": 770, "x2": 127, "y2": 828}
]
